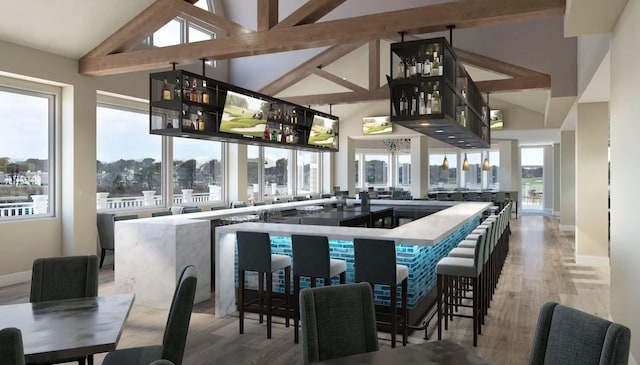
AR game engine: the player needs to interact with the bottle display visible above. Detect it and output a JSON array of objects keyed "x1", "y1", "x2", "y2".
[
  {"x1": 411, "y1": 87, "x2": 419, "y2": 116},
  {"x1": 197, "y1": 110, "x2": 205, "y2": 131},
  {"x1": 423, "y1": 49, "x2": 432, "y2": 76},
  {"x1": 162, "y1": 79, "x2": 172, "y2": 101},
  {"x1": 202, "y1": 80, "x2": 209, "y2": 104},
  {"x1": 173, "y1": 76, "x2": 181, "y2": 100},
  {"x1": 432, "y1": 84, "x2": 441, "y2": 114}
]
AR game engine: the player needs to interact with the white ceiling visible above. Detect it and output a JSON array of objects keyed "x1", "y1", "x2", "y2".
[
  {"x1": 0, "y1": 0, "x2": 156, "y2": 59},
  {"x1": 491, "y1": 90, "x2": 550, "y2": 114},
  {"x1": 564, "y1": 0, "x2": 628, "y2": 37},
  {"x1": 580, "y1": 51, "x2": 610, "y2": 103}
]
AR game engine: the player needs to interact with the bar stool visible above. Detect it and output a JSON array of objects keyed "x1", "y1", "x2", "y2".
[
  {"x1": 236, "y1": 231, "x2": 291, "y2": 339},
  {"x1": 436, "y1": 231, "x2": 485, "y2": 346},
  {"x1": 291, "y1": 234, "x2": 347, "y2": 343},
  {"x1": 354, "y1": 238, "x2": 408, "y2": 348}
]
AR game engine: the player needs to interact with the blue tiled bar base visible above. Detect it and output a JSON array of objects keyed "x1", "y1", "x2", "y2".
[{"x1": 235, "y1": 216, "x2": 480, "y2": 309}]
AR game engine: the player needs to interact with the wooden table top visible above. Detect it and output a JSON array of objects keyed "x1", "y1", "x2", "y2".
[
  {"x1": 0, "y1": 294, "x2": 134, "y2": 364},
  {"x1": 313, "y1": 340, "x2": 492, "y2": 365}
]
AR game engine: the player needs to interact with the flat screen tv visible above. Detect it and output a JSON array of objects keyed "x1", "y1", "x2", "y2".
[
  {"x1": 308, "y1": 114, "x2": 338, "y2": 149},
  {"x1": 362, "y1": 116, "x2": 392, "y2": 135},
  {"x1": 490, "y1": 109, "x2": 504, "y2": 130},
  {"x1": 220, "y1": 90, "x2": 269, "y2": 138}
]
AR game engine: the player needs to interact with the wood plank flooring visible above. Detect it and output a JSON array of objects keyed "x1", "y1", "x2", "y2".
[{"x1": 0, "y1": 214, "x2": 610, "y2": 365}]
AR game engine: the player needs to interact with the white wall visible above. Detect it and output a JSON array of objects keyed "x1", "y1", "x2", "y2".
[
  {"x1": 543, "y1": 145, "x2": 554, "y2": 211},
  {"x1": 610, "y1": 0, "x2": 640, "y2": 360},
  {"x1": 575, "y1": 102, "x2": 609, "y2": 262},
  {"x1": 553, "y1": 143, "x2": 560, "y2": 215},
  {"x1": 0, "y1": 39, "x2": 228, "y2": 278},
  {"x1": 577, "y1": 34, "x2": 611, "y2": 97},
  {"x1": 560, "y1": 130, "x2": 576, "y2": 230}
]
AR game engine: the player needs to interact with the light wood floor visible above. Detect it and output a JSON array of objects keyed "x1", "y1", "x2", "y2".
[{"x1": 0, "y1": 214, "x2": 610, "y2": 365}]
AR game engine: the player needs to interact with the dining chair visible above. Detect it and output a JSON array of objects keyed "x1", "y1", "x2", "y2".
[
  {"x1": 30, "y1": 255, "x2": 99, "y2": 365},
  {"x1": 102, "y1": 265, "x2": 198, "y2": 365},
  {"x1": 97, "y1": 213, "x2": 138, "y2": 269},
  {"x1": 152, "y1": 210, "x2": 173, "y2": 217},
  {"x1": 529, "y1": 302, "x2": 630, "y2": 365},
  {"x1": 181, "y1": 207, "x2": 201, "y2": 214},
  {"x1": 0, "y1": 327, "x2": 25, "y2": 365},
  {"x1": 300, "y1": 282, "x2": 379, "y2": 364},
  {"x1": 149, "y1": 361, "x2": 174, "y2": 365}
]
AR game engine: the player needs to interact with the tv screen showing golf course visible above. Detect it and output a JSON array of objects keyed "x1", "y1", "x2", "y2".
[
  {"x1": 220, "y1": 90, "x2": 268, "y2": 138},
  {"x1": 490, "y1": 109, "x2": 504, "y2": 130},
  {"x1": 362, "y1": 116, "x2": 392, "y2": 135},
  {"x1": 308, "y1": 115, "x2": 338, "y2": 149}
]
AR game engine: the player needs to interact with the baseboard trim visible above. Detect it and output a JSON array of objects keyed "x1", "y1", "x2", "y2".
[
  {"x1": 0, "y1": 270, "x2": 31, "y2": 287},
  {"x1": 575, "y1": 255, "x2": 609, "y2": 267},
  {"x1": 559, "y1": 224, "x2": 575, "y2": 232}
]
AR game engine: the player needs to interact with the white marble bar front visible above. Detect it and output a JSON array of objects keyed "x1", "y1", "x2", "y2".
[
  {"x1": 114, "y1": 217, "x2": 210, "y2": 309},
  {"x1": 214, "y1": 201, "x2": 491, "y2": 317}
]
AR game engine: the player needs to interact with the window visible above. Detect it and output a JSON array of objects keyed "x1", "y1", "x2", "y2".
[
  {"x1": 96, "y1": 105, "x2": 162, "y2": 210},
  {"x1": 429, "y1": 152, "x2": 457, "y2": 189},
  {"x1": 0, "y1": 85, "x2": 55, "y2": 219},
  {"x1": 264, "y1": 147, "x2": 291, "y2": 199},
  {"x1": 354, "y1": 153, "x2": 360, "y2": 188},
  {"x1": 462, "y1": 152, "x2": 482, "y2": 190},
  {"x1": 396, "y1": 153, "x2": 411, "y2": 188},
  {"x1": 247, "y1": 145, "x2": 260, "y2": 202},
  {"x1": 521, "y1": 147, "x2": 544, "y2": 209},
  {"x1": 488, "y1": 150, "x2": 499, "y2": 189},
  {"x1": 152, "y1": 19, "x2": 183, "y2": 47},
  {"x1": 364, "y1": 153, "x2": 389, "y2": 189},
  {"x1": 173, "y1": 139, "x2": 223, "y2": 205},
  {"x1": 296, "y1": 151, "x2": 320, "y2": 196}
]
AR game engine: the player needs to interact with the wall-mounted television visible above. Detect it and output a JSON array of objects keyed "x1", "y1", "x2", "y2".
[
  {"x1": 308, "y1": 114, "x2": 338, "y2": 149},
  {"x1": 362, "y1": 116, "x2": 392, "y2": 135},
  {"x1": 220, "y1": 90, "x2": 269, "y2": 138},
  {"x1": 490, "y1": 109, "x2": 504, "y2": 130}
]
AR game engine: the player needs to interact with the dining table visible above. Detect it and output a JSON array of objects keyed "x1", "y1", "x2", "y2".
[
  {"x1": 313, "y1": 340, "x2": 492, "y2": 365},
  {"x1": 0, "y1": 294, "x2": 134, "y2": 365}
]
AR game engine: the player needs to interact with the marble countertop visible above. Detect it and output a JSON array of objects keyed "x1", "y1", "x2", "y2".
[{"x1": 215, "y1": 202, "x2": 490, "y2": 246}]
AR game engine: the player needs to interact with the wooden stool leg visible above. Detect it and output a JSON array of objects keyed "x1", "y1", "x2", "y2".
[
  {"x1": 294, "y1": 275, "x2": 300, "y2": 344},
  {"x1": 390, "y1": 283, "x2": 397, "y2": 348},
  {"x1": 266, "y1": 272, "x2": 273, "y2": 339},
  {"x1": 285, "y1": 266, "x2": 290, "y2": 328},
  {"x1": 401, "y1": 278, "x2": 408, "y2": 346},
  {"x1": 258, "y1": 272, "x2": 264, "y2": 324},
  {"x1": 239, "y1": 270, "x2": 245, "y2": 334}
]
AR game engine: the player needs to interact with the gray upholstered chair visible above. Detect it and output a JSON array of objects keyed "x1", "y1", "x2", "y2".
[
  {"x1": 0, "y1": 327, "x2": 25, "y2": 365},
  {"x1": 30, "y1": 255, "x2": 99, "y2": 365},
  {"x1": 529, "y1": 302, "x2": 631, "y2": 365},
  {"x1": 97, "y1": 213, "x2": 138, "y2": 268},
  {"x1": 102, "y1": 265, "x2": 198, "y2": 365},
  {"x1": 181, "y1": 207, "x2": 201, "y2": 214},
  {"x1": 300, "y1": 282, "x2": 379, "y2": 364}
]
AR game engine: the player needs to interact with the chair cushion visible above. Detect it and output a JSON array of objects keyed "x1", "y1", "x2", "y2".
[
  {"x1": 102, "y1": 345, "x2": 163, "y2": 365},
  {"x1": 436, "y1": 257, "x2": 478, "y2": 277},
  {"x1": 448, "y1": 247, "x2": 475, "y2": 258},
  {"x1": 271, "y1": 254, "x2": 292, "y2": 272},
  {"x1": 466, "y1": 233, "x2": 481, "y2": 241},
  {"x1": 396, "y1": 264, "x2": 409, "y2": 283},
  {"x1": 329, "y1": 259, "x2": 347, "y2": 278}
]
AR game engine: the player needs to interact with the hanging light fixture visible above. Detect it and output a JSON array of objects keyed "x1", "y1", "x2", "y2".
[
  {"x1": 482, "y1": 156, "x2": 490, "y2": 171},
  {"x1": 462, "y1": 153, "x2": 470, "y2": 171},
  {"x1": 442, "y1": 144, "x2": 449, "y2": 170},
  {"x1": 383, "y1": 138, "x2": 410, "y2": 155}
]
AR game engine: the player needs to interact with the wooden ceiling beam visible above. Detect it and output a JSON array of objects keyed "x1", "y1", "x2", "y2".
[
  {"x1": 257, "y1": 0, "x2": 279, "y2": 31},
  {"x1": 454, "y1": 48, "x2": 547, "y2": 78},
  {"x1": 80, "y1": 0, "x2": 565, "y2": 75},
  {"x1": 369, "y1": 40, "x2": 380, "y2": 91},
  {"x1": 82, "y1": 0, "x2": 179, "y2": 59},
  {"x1": 174, "y1": 1, "x2": 253, "y2": 35},
  {"x1": 476, "y1": 75, "x2": 551, "y2": 93},
  {"x1": 312, "y1": 67, "x2": 368, "y2": 92},
  {"x1": 282, "y1": 87, "x2": 389, "y2": 106},
  {"x1": 273, "y1": 0, "x2": 345, "y2": 29},
  {"x1": 259, "y1": 42, "x2": 363, "y2": 95}
]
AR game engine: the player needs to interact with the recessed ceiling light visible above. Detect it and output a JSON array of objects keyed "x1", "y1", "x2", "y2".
[
  {"x1": 458, "y1": 140, "x2": 464, "y2": 143},
  {"x1": 435, "y1": 129, "x2": 444, "y2": 133},
  {"x1": 420, "y1": 122, "x2": 430, "y2": 126},
  {"x1": 448, "y1": 135, "x2": 456, "y2": 139},
  {"x1": 466, "y1": 144, "x2": 472, "y2": 147}
]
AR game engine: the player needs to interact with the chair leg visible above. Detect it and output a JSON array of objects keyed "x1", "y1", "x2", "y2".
[
  {"x1": 437, "y1": 274, "x2": 443, "y2": 340},
  {"x1": 258, "y1": 272, "x2": 264, "y2": 324},
  {"x1": 472, "y1": 277, "x2": 478, "y2": 347},
  {"x1": 340, "y1": 272, "x2": 346, "y2": 284},
  {"x1": 401, "y1": 278, "x2": 408, "y2": 346},
  {"x1": 294, "y1": 275, "x2": 300, "y2": 344},
  {"x1": 239, "y1": 270, "x2": 245, "y2": 334},
  {"x1": 285, "y1": 267, "x2": 290, "y2": 328},
  {"x1": 266, "y1": 272, "x2": 273, "y2": 339},
  {"x1": 390, "y1": 283, "x2": 397, "y2": 348}
]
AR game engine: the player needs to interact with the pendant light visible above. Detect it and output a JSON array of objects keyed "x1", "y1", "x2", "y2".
[
  {"x1": 462, "y1": 153, "x2": 470, "y2": 171},
  {"x1": 482, "y1": 156, "x2": 490, "y2": 171},
  {"x1": 442, "y1": 145, "x2": 449, "y2": 170}
]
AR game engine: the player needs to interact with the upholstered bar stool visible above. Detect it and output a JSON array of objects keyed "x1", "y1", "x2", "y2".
[
  {"x1": 236, "y1": 231, "x2": 291, "y2": 339},
  {"x1": 291, "y1": 234, "x2": 347, "y2": 343},
  {"x1": 436, "y1": 231, "x2": 485, "y2": 347},
  {"x1": 354, "y1": 238, "x2": 408, "y2": 348}
]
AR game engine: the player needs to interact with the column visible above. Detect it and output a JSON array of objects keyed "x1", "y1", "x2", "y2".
[
  {"x1": 227, "y1": 143, "x2": 248, "y2": 203},
  {"x1": 559, "y1": 130, "x2": 575, "y2": 231},
  {"x1": 553, "y1": 143, "x2": 560, "y2": 216},
  {"x1": 575, "y1": 102, "x2": 609, "y2": 264},
  {"x1": 543, "y1": 145, "x2": 553, "y2": 211},
  {"x1": 410, "y1": 136, "x2": 429, "y2": 198}
]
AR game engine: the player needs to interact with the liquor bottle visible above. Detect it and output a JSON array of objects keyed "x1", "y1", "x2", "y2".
[
  {"x1": 418, "y1": 91, "x2": 426, "y2": 115},
  {"x1": 431, "y1": 50, "x2": 440, "y2": 76},
  {"x1": 426, "y1": 93, "x2": 432, "y2": 114},
  {"x1": 411, "y1": 87, "x2": 419, "y2": 116},
  {"x1": 408, "y1": 57, "x2": 416, "y2": 78},
  {"x1": 202, "y1": 80, "x2": 209, "y2": 104},
  {"x1": 192, "y1": 79, "x2": 201, "y2": 103},
  {"x1": 197, "y1": 110, "x2": 205, "y2": 131},
  {"x1": 460, "y1": 110, "x2": 466, "y2": 127},
  {"x1": 432, "y1": 84, "x2": 441, "y2": 114},
  {"x1": 437, "y1": 55, "x2": 443, "y2": 76},
  {"x1": 264, "y1": 123, "x2": 271, "y2": 140},
  {"x1": 267, "y1": 104, "x2": 275, "y2": 120},
  {"x1": 291, "y1": 109, "x2": 297, "y2": 124},
  {"x1": 190, "y1": 112, "x2": 197, "y2": 130},
  {"x1": 183, "y1": 77, "x2": 191, "y2": 102},
  {"x1": 416, "y1": 53, "x2": 423, "y2": 76},
  {"x1": 162, "y1": 79, "x2": 172, "y2": 101},
  {"x1": 396, "y1": 58, "x2": 405, "y2": 79},
  {"x1": 173, "y1": 76, "x2": 181, "y2": 100},
  {"x1": 423, "y1": 49, "x2": 432, "y2": 76},
  {"x1": 399, "y1": 90, "x2": 408, "y2": 116}
]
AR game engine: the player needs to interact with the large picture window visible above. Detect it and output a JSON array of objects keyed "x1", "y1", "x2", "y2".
[
  {"x1": 0, "y1": 85, "x2": 55, "y2": 219},
  {"x1": 396, "y1": 153, "x2": 411, "y2": 188},
  {"x1": 96, "y1": 105, "x2": 162, "y2": 210},
  {"x1": 173, "y1": 139, "x2": 223, "y2": 205},
  {"x1": 364, "y1": 153, "x2": 389, "y2": 189},
  {"x1": 429, "y1": 153, "x2": 457, "y2": 189},
  {"x1": 462, "y1": 152, "x2": 482, "y2": 190},
  {"x1": 264, "y1": 147, "x2": 291, "y2": 199},
  {"x1": 296, "y1": 151, "x2": 320, "y2": 196}
]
